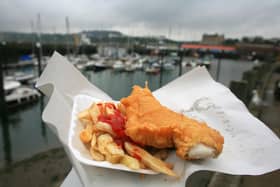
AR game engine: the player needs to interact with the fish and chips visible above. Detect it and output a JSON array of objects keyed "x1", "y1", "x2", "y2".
[{"x1": 77, "y1": 85, "x2": 224, "y2": 176}]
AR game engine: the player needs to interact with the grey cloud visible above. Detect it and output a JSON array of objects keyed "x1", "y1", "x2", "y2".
[{"x1": 0, "y1": 0, "x2": 279, "y2": 40}]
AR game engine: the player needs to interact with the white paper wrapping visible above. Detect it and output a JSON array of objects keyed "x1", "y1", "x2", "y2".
[{"x1": 36, "y1": 52, "x2": 280, "y2": 187}]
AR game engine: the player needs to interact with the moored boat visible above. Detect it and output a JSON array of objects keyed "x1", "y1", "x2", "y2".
[
  {"x1": 124, "y1": 64, "x2": 137, "y2": 72},
  {"x1": 4, "y1": 80, "x2": 21, "y2": 91},
  {"x1": 4, "y1": 80, "x2": 40, "y2": 107},
  {"x1": 13, "y1": 72, "x2": 35, "y2": 83},
  {"x1": 93, "y1": 60, "x2": 110, "y2": 71},
  {"x1": 112, "y1": 61, "x2": 125, "y2": 71},
  {"x1": 5, "y1": 87, "x2": 40, "y2": 106},
  {"x1": 144, "y1": 66, "x2": 160, "y2": 74},
  {"x1": 163, "y1": 62, "x2": 175, "y2": 71}
]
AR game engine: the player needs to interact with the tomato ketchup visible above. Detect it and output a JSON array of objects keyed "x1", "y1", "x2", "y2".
[{"x1": 97, "y1": 102, "x2": 130, "y2": 148}]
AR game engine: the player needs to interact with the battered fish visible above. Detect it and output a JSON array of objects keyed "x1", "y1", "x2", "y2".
[{"x1": 120, "y1": 85, "x2": 224, "y2": 160}]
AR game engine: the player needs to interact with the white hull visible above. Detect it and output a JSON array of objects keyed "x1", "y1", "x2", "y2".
[
  {"x1": 145, "y1": 67, "x2": 160, "y2": 74},
  {"x1": 5, "y1": 87, "x2": 41, "y2": 105}
]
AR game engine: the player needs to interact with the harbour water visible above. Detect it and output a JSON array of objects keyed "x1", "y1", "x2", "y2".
[{"x1": 0, "y1": 58, "x2": 254, "y2": 168}]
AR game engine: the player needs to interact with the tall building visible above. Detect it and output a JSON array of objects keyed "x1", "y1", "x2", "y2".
[{"x1": 202, "y1": 34, "x2": 225, "y2": 45}]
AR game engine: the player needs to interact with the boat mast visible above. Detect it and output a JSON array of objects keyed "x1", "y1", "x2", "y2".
[
  {"x1": 65, "y1": 16, "x2": 70, "y2": 57},
  {"x1": 30, "y1": 20, "x2": 35, "y2": 55},
  {"x1": 0, "y1": 42, "x2": 11, "y2": 166},
  {"x1": 36, "y1": 13, "x2": 43, "y2": 76},
  {"x1": 0, "y1": 43, "x2": 5, "y2": 114}
]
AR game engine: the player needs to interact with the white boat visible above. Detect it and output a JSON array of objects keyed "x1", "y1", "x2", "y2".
[
  {"x1": 76, "y1": 63, "x2": 87, "y2": 71},
  {"x1": 202, "y1": 60, "x2": 210, "y2": 68},
  {"x1": 196, "y1": 56, "x2": 211, "y2": 69},
  {"x1": 112, "y1": 61, "x2": 125, "y2": 71},
  {"x1": 90, "y1": 54, "x2": 101, "y2": 60},
  {"x1": 4, "y1": 80, "x2": 40, "y2": 106},
  {"x1": 197, "y1": 59, "x2": 210, "y2": 68},
  {"x1": 151, "y1": 62, "x2": 161, "y2": 68},
  {"x1": 185, "y1": 60, "x2": 198, "y2": 68},
  {"x1": 93, "y1": 60, "x2": 109, "y2": 71},
  {"x1": 163, "y1": 63, "x2": 175, "y2": 71},
  {"x1": 5, "y1": 72, "x2": 35, "y2": 84},
  {"x1": 138, "y1": 57, "x2": 148, "y2": 64},
  {"x1": 5, "y1": 87, "x2": 40, "y2": 105},
  {"x1": 75, "y1": 61, "x2": 89, "y2": 71},
  {"x1": 190, "y1": 61, "x2": 198, "y2": 67},
  {"x1": 182, "y1": 61, "x2": 188, "y2": 67},
  {"x1": 4, "y1": 80, "x2": 21, "y2": 91},
  {"x1": 124, "y1": 64, "x2": 137, "y2": 72},
  {"x1": 83, "y1": 61, "x2": 96, "y2": 70},
  {"x1": 144, "y1": 66, "x2": 160, "y2": 74},
  {"x1": 14, "y1": 72, "x2": 35, "y2": 83},
  {"x1": 134, "y1": 62, "x2": 143, "y2": 70}
]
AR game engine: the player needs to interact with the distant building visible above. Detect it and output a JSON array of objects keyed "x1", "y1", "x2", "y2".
[
  {"x1": 98, "y1": 46, "x2": 127, "y2": 58},
  {"x1": 202, "y1": 34, "x2": 225, "y2": 45}
]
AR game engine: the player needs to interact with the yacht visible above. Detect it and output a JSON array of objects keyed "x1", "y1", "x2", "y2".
[
  {"x1": 14, "y1": 72, "x2": 35, "y2": 83},
  {"x1": 83, "y1": 61, "x2": 96, "y2": 70},
  {"x1": 144, "y1": 66, "x2": 160, "y2": 74},
  {"x1": 75, "y1": 63, "x2": 87, "y2": 71},
  {"x1": 112, "y1": 61, "x2": 125, "y2": 71},
  {"x1": 134, "y1": 62, "x2": 143, "y2": 70},
  {"x1": 151, "y1": 62, "x2": 161, "y2": 69},
  {"x1": 5, "y1": 72, "x2": 35, "y2": 85},
  {"x1": 199, "y1": 56, "x2": 213, "y2": 69},
  {"x1": 4, "y1": 81, "x2": 40, "y2": 106},
  {"x1": 93, "y1": 60, "x2": 109, "y2": 71},
  {"x1": 4, "y1": 80, "x2": 21, "y2": 91},
  {"x1": 124, "y1": 64, "x2": 137, "y2": 72},
  {"x1": 163, "y1": 62, "x2": 175, "y2": 71},
  {"x1": 185, "y1": 60, "x2": 198, "y2": 68},
  {"x1": 202, "y1": 59, "x2": 210, "y2": 69}
]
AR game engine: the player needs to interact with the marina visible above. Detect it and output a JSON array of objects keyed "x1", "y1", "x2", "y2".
[{"x1": 0, "y1": 56, "x2": 254, "y2": 168}]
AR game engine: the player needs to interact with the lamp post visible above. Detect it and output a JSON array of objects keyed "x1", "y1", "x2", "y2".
[
  {"x1": 159, "y1": 50, "x2": 164, "y2": 87},
  {"x1": 216, "y1": 50, "x2": 224, "y2": 81},
  {"x1": 178, "y1": 47, "x2": 184, "y2": 76},
  {"x1": 0, "y1": 41, "x2": 6, "y2": 115},
  {"x1": 36, "y1": 42, "x2": 42, "y2": 76},
  {"x1": 0, "y1": 41, "x2": 12, "y2": 166},
  {"x1": 35, "y1": 42, "x2": 46, "y2": 138}
]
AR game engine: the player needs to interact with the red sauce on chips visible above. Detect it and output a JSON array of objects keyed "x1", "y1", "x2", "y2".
[
  {"x1": 132, "y1": 151, "x2": 142, "y2": 161},
  {"x1": 97, "y1": 102, "x2": 130, "y2": 148}
]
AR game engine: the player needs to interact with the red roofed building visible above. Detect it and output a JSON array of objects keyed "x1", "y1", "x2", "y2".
[{"x1": 181, "y1": 44, "x2": 236, "y2": 52}]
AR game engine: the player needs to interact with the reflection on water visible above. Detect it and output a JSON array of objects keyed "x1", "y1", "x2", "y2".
[
  {"x1": 84, "y1": 59, "x2": 254, "y2": 100},
  {"x1": 40, "y1": 97, "x2": 46, "y2": 138},
  {"x1": 1, "y1": 113, "x2": 12, "y2": 167},
  {"x1": 0, "y1": 97, "x2": 61, "y2": 169},
  {"x1": 85, "y1": 67, "x2": 180, "y2": 100},
  {"x1": 0, "y1": 58, "x2": 254, "y2": 168}
]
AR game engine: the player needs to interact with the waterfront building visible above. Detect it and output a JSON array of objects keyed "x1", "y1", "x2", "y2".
[{"x1": 202, "y1": 34, "x2": 225, "y2": 45}]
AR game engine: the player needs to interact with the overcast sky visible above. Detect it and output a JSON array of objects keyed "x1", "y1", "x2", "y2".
[{"x1": 0, "y1": 0, "x2": 279, "y2": 40}]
